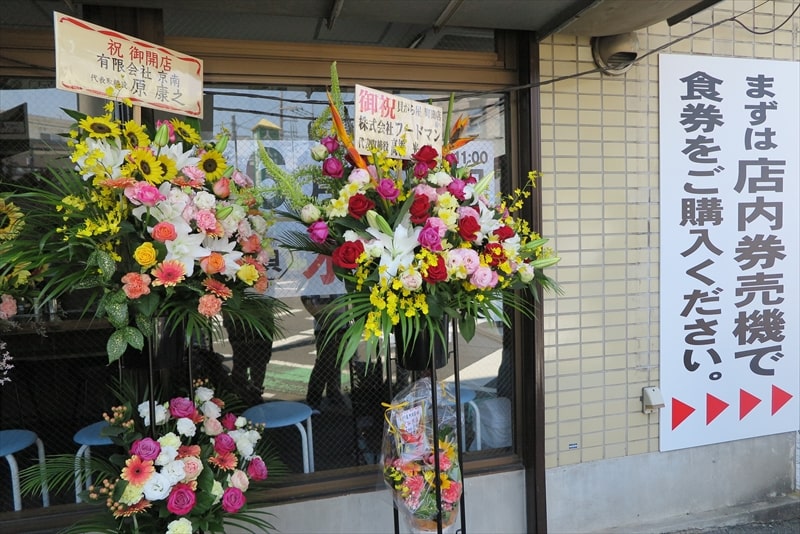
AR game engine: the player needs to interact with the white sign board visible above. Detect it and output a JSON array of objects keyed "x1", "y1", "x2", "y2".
[
  {"x1": 659, "y1": 53, "x2": 800, "y2": 451},
  {"x1": 54, "y1": 12, "x2": 204, "y2": 117},
  {"x1": 354, "y1": 84, "x2": 443, "y2": 159}
]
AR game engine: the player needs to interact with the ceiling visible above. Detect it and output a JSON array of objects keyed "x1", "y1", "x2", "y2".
[{"x1": 2, "y1": 0, "x2": 722, "y2": 51}]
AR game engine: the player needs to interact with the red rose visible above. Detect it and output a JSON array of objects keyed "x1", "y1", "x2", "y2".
[
  {"x1": 423, "y1": 255, "x2": 448, "y2": 284},
  {"x1": 493, "y1": 225, "x2": 515, "y2": 241},
  {"x1": 332, "y1": 241, "x2": 365, "y2": 269},
  {"x1": 483, "y1": 242, "x2": 506, "y2": 266},
  {"x1": 457, "y1": 214, "x2": 481, "y2": 242},
  {"x1": 347, "y1": 193, "x2": 375, "y2": 220},
  {"x1": 412, "y1": 145, "x2": 438, "y2": 166},
  {"x1": 409, "y1": 194, "x2": 431, "y2": 224},
  {"x1": 167, "y1": 483, "x2": 196, "y2": 515}
]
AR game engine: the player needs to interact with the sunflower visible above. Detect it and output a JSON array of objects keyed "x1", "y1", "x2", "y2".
[
  {"x1": 0, "y1": 198, "x2": 24, "y2": 240},
  {"x1": 78, "y1": 114, "x2": 122, "y2": 139},
  {"x1": 122, "y1": 120, "x2": 150, "y2": 148},
  {"x1": 198, "y1": 150, "x2": 227, "y2": 181},
  {"x1": 128, "y1": 147, "x2": 165, "y2": 184},
  {"x1": 156, "y1": 153, "x2": 178, "y2": 183},
  {"x1": 170, "y1": 118, "x2": 202, "y2": 146}
]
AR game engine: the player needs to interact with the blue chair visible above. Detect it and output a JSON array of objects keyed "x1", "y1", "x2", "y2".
[
  {"x1": 73, "y1": 421, "x2": 113, "y2": 503},
  {"x1": 0, "y1": 429, "x2": 50, "y2": 511},
  {"x1": 243, "y1": 401, "x2": 314, "y2": 473}
]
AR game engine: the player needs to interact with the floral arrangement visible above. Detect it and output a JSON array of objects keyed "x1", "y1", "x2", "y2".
[
  {"x1": 383, "y1": 379, "x2": 462, "y2": 532},
  {"x1": 23, "y1": 380, "x2": 277, "y2": 533},
  {"x1": 265, "y1": 65, "x2": 559, "y2": 365},
  {"x1": 0, "y1": 93, "x2": 285, "y2": 361}
]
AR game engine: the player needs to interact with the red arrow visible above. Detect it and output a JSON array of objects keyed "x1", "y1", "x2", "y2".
[
  {"x1": 739, "y1": 389, "x2": 761, "y2": 420},
  {"x1": 672, "y1": 398, "x2": 695, "y2": 429},
  {"x1": 771, "y1": 385, "x2": 793, "y2": 415},
  {"x1": 706, "y1": 393, "x2": 729, "y2": 424}
]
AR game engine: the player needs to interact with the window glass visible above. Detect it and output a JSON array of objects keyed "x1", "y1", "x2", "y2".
[{"x1": 0, "y1": 81, "x2": 513, "y2": 510}]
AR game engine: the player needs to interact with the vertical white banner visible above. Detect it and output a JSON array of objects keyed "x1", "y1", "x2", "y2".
[{"x1": 659, "y1": 54, "x2": 800, "y2": 451}]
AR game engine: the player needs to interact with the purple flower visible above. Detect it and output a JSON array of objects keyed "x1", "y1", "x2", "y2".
[
  {"x1": 130, "y1": 437, "x2": 161, "y2": 461},
  {"x1": 375, "y1": 178, "x2": 400, "y2": 201},
  {"x1": 413, "y1": 161, "x2": 429, "y2": 179},
  {"x1": 417, "y1": 225, "x2": 443, "y2": 251},
  {"x1": 322, "y1": 157, "x2": 344, "y2": 178},
  {"x1": 320, "y1": 136, "x2": 339, "y2": 153},
  {"x1": 447, "y1": 179, "x2": 467, "y2": 201},
  {"x1": 444, "y1": 153, "x2": 458, "y2": 168},
  {"x1": 308, "y1": 220, "x2": 329, "y2": 244}
]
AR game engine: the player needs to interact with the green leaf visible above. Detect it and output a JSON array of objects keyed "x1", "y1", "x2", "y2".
[
  {"x1": 122, "y1": 326, "x2": 144, "y2": 351},
  {"x1": 104, "y1": 299, "x2": 129, "y2": 328},
  {"x1": 107, "y1": 329, "x2": 128, "y2": 363}
]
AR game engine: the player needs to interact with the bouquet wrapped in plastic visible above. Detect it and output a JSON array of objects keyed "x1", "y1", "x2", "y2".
[{"x1": 382, "y1": 378, "x2": 462, "y2": 533}]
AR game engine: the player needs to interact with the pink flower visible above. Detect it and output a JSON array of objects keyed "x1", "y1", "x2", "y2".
[
  {"x1": 221, "y1": 412, "x2": 238, "y2": 430},
  {"x1": 322, "y1": 157, "x2": 344, "y2": 178},
  {"x1": 121, "y1": 272, "x2": 152, "y2": 299},
  {"x1": 231, "y1": 169, "x2": 254, "y2": 187},
  {"x1": 151, "y1": 221, "x2": 178, "y2": 242},
  {"x1": 169, "y1": 397, "x2": 197, "y2": 419},
  {"x1": 444, "y1": 153, "x2": 458, "y2": 168},
  {"x1": 247, "y1": 456, "x2": 268, "y2": 481},
  {"x1": 195, "y1": 209, "x2": 218, "y2": 232},
  {"x1": 447, "y1": 179, "x2": 467, "y2": 201},
  {"x1": 0, "y1": 294, "x2": 18, "y2": 320},
  {"x1": 180, "y1": 165, "x2": 206, "y2": 187},
  {"x1": 320, "y1": 135, "x2": 339, "y2": 153},
  {"x1": 212, "y1": 177, "x2": 231, "y2": 198},
  {"x1": 446, "y1": 248, "x2": 480, "y2": 275},
  {"x1": 308, "y1": 220, "x2": 329, "y2": 244},
  {"x1": 130, "y1": 437, "x2": 161, "y2": 461},
  {"x1": 229, "y1": 469, "x2": 250, "y2": 491},
  {"x1": 182, "y1": 456, "x2": 204, "y2": 482},
  {"x1": 417, "y1": 225, "x2": 443, "y2": 251},
  {"x1": 470, "y1": 265, "x2": 498, "y2": 289},
  {"x1": 221, "y1": 486, "x2": 246, "y2": 513},
  {"x1": 442, "y1": 480, "x2": 462, "y2": 503},
  {"x1": 124, "y1": 181, "x2": 165, "y2": 207},
  {"x1": 203, "y1": 416, "x2": 224, "y2": 436},
  {"x1": 413, "y1": 161, "x2": 429, "y2": 179},
  {"x1": 376, "y1": 178, "x2": 400, "y2": 201},
  {"x1": 405, "y1": 474, "x2": 425, "y2": 496},
  {"x1": 156, "y1": 119, "x2": 176, "y2": 143},
  {"x1": 198, "y1": 294, "x2": 222, "y2": 317},
  {"x1": 166, "y1": 482, "x2": 196, "y2": 515},
  {"x1": 214, "y1": 432, "x2": 237, "y2": 454},
  {"x1": 239, "y1": 234, "x2": 262, "y2": 254}
]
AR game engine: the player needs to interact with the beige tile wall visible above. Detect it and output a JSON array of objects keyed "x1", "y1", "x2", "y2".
[{"x1": 539, "y1": 0, "x2": 799, "y2": 468}]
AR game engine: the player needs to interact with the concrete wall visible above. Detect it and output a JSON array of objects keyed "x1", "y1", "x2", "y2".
[{"x1": 257, "y1": 470, "x2": 526, "y2": 534}]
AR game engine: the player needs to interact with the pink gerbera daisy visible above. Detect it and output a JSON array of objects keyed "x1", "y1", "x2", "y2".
[
  {"x1": 203, "y1": 278, "x2": 233, "y2": 299},
  {"x1": 121, "y1": 455, "x2": 155, "y2": 486},
  {"x1": 151, "y1": 260, "x2": 186, "y2": 287}
]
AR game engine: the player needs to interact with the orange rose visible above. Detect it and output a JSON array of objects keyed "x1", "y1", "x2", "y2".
[
  {"x1": 200, "y1": 252, "x2": 226, "y2": 275},
  {"x1": 151, "y1": 221, "x2": 177, "y2": 242}
]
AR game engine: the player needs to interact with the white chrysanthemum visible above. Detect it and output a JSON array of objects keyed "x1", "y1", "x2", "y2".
[
  {"x1": 155, "y1": 445, "x2": 178, "y2": 466},
  {"x1": 193, "y1": 190, "x2": 217, "y2": 210},
  {"x1": 142, "y1": 471, "x2": 173, "y2": 501},
  {"x1": 176, "y1": 417, "x2": 197, "y2": 437}
]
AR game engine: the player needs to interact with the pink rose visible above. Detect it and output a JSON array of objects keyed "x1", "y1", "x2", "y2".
[
  {"x1": 130, "y1": 437, "x2": 161, "y2": 461},
  {"x1": 413, "y1": 161, "x2": 429, "y2": 178},
  {"x1": 470, "y1": 265, "x2": 498, "y2": 289},
  {"x1": 169, "y1": 397, "x2": 197, "y2": 419},
  {"x1": 222, "y1": 486, "x2": 246, "y2": 513},
  {"x1": 203, "y1": 416, "x2": 224, "y2": 436},
  {"x1": 221, "y1": 412, "x2": 238, "y2": 430},
  {"x1": 308, "y1": 221, "x2": 329, "y2": 244},
  {"x1": 182, "y1": 456, "x2": 204, "y2": 482},
  {"x1": 213, "y1": 177, "x2": 231, "y2": 198},
  {"x1": 214, "y1": 432, "x2": 236, "y2": 454},
  {"x1": 417, "y1": 226, "x2": 443, "y2": 251},
  {"x1": 125, "y1": 181, "x2": 165, "y2": 207},
  {"x1": 246, "y1": 456, "x2": 268, "y2": 481},
  {"x1": 231, "y1": 170, "x2": 253, "y2": 187},
  {"x1": 322, "y1": 157, "x2": 344, "y2": 178},
  {"x1": 229, "y1": 469, "x2": 250, "y2": 491},
  {"x1": 447, "y1": 248, "x2": 480, "y2": 275},
  {"x1": 167, "y1": 483, "x2": 196, "y2": 515},
  {"x1": 0, "y1": 294, "x2": 17, "y2": 320},
  {"x1": 444, "y1": 153, "x2": 458, "y2": 168},
  {"x1": 375, "y1": 178, "x2": 400, "y2": 201},
  {"x1": 447, "y1": 179, "x2": 467, "y2": 201}
]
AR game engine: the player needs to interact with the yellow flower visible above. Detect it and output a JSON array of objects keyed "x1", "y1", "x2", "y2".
[
  {"x1": 170, "y1": 118, "x2": 202, "y2": 146},
  {"x1": 78, "y1": 114, "x2": 121, "y2": 139},
  {"x1": 133, "y1": 242, "x2": 158, "y2": 268},
  {"x1": 122, "y1": 120, "x2": 150, "y2": 148},
  {"x1": 199, "y1": 150, "x2": 226, "y2": 181},
  {"x1": 129, "y1": 147, "x2": 164, "y2": 185},
  {"x1": 0, "y1": 198, "x2": 25, "y2": 240},
  {"x1": 236, "y1": 263, "x2": 260, "y2": 285}
]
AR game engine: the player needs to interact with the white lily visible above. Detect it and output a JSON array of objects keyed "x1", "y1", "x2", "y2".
[
  {"x1": 366, "y1": 213, "x2": 421, "y2": 279},
  {"x1": 165, "y1": 231, "x2": 210, "y2": 277}
]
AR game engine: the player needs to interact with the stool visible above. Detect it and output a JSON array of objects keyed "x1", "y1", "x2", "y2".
[
  {"x1": 243, "y1": 401, "x2": 314, "y2": 473},
  {"x1": 0, "y1": 429, "x2": 50, "y2": 511},
  {"x1": 73, "y1": 421, "x2": 112, "y2": 503}
]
